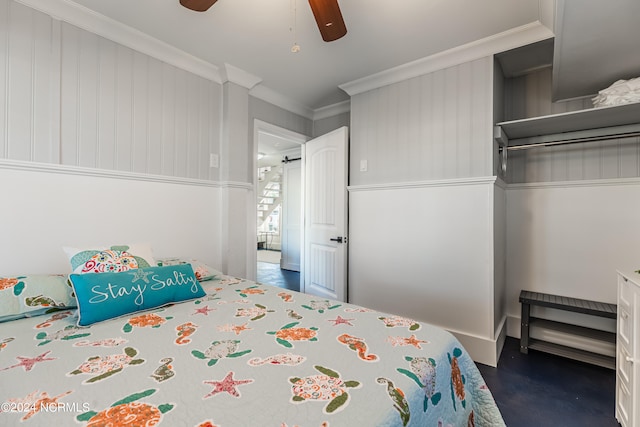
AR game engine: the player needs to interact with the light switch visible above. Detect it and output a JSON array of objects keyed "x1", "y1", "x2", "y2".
[{"x1": 360, "y1": 159, "x2": 368, "y2": 172}]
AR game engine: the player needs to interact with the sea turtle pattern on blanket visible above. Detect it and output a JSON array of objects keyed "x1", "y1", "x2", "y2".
[{"x1": 0, "y1": 275, "x2": 505, "y2": 426}]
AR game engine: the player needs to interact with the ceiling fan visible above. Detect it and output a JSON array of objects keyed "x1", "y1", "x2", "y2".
[{"x1": 179, "y1": 0, "x2": 347, "y2": 42}]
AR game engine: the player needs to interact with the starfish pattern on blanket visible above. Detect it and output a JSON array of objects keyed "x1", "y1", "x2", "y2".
[
  {"x1": 387, "y1": 335, "x2": 429, "y2": 349},
  {"x1": 0, "y1": 351, "x2": 56, "y2": 372},
  {"x1": 202, "y1": 371, "x2": 253, "y2": 398},
  {"x1": 193, "y1": 306, "x2": 216, "y2": 316},
  {"x1": 327, "y1": 316, "x2": 354, "y2": 326}
]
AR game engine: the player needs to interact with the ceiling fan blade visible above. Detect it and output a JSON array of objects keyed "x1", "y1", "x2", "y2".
[
  {"x1": 180, "y1": 0, "x2": 218, "y2": 12},
  {"x1": 308, "y1": 0, "x2": 347, "y2": 42}
]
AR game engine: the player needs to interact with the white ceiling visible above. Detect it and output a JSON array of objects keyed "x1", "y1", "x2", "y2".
[{"x1": 67, "y1": 0, "x2": 543, "y2": 111}]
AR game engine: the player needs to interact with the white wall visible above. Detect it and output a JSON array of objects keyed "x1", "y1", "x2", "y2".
[
  {"x1": 349, "y1": 178, "x2": 501, "y2": 365},
  {"x1": 0, "y1": 162, "x2": 221, "y2": 277},
  {"x1": 500, "y1": 66, "x2": 640, "y2": 356},
  {"x1": 347, "y1": 56, "x2": 504, "y2": 365},
  {"x1": 494, "y1": 181, "x2": 507, "y2": 334},
  {"x1": 0, "y1": 0, "x2": 234, "y2": 279},
  {"x1": 506, "y1": 179, "x2": 640, "y2": 335}
]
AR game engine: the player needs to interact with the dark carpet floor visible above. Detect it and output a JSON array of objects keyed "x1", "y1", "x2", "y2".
[{"x1": 476, "y1": 337, "x2": 619, "y2": 426}]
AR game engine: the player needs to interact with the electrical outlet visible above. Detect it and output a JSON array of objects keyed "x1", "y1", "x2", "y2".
[
  {"x1": 210, "y1": 153, "x2": 219, "y2": 168},
  {"x1": 360, "y1": 159, "x2": 368, "y2": 172}
]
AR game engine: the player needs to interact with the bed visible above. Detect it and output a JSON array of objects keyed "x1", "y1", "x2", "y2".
[{"x1": 0, "y1": 258, "x2": 505, "y2": 427}]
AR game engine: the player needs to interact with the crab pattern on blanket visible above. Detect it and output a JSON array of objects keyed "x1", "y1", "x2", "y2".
[{"x1": 0, "y1": 276, "x2": 505, "y2": 427}]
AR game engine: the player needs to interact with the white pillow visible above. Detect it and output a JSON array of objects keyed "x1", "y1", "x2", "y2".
[
  {"x1": 156, "y1": 258, "x2": 222, "y2": 282},
  {"x1": 63, "y1": 243, "x2": 156, "y2": 274}
]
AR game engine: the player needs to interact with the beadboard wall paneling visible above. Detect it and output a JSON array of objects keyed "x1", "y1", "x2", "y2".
[
  {"x1": 493, "y1": 59, "x2": 506, "y2": 178},
  {"x1": 0, "y1": 0, "x2": 57, "y2": 162},
  {"x1": 0, "y1": 0, "x2": 6, "y2": 158},
  {"x1": 59, "y1": 22, "x2": 221, "y2": 180},
  {"x1": 249, "y1": 96, "x2": 313, "y2": 139},
  {"x1": 350, "y1": 56, "x2": 494, "y2": 186},
  {"x1": 504, "y1": 68, "x2": 640, "y2": 183},
  {"x1": 504, "y1": 67, "x2": 593, "y2": 121},
  {"x1": 507, "y1": 136, "x2": 640, "y2": 183},
  {"x1": 0, "y1": 4, "x2": 222, "y2": 182},
  {"x1": 313, "y1": 112, "x2": 350, "y2": 138}
]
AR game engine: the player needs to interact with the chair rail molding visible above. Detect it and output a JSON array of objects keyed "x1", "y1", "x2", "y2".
[
  {"x1": 347, "y1": 176, "x2": 498, "y2": 192},
  {"x1": 0, "y1": 159, "x2": 247, "y2": 188}
]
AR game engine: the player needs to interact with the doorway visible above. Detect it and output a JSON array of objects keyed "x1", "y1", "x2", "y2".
[{"x1": 253, "y1": 120, "x2": 307, "y2": 292}]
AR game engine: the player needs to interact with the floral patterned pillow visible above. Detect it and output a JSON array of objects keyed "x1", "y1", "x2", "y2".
[
  {"x1": 0, "y1": 275, "x2": 76, "y2": 323},
  {"x1": 63, "y1": 244, "x2": 156, "y2": 274}
]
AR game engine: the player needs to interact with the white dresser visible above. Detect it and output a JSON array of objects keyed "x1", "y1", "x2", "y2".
[{"x1": 617, "y1": 270, "x2": 640, "y2": 427}]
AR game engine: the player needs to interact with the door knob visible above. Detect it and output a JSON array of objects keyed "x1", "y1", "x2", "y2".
[{"x1": 330, "y1": 237, "x2": 343, "y2": 243}]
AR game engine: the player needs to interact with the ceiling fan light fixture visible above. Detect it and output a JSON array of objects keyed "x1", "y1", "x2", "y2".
[
  {"x1": 308, "y1": 0, "x2": 347, "y2": 42},
  {"x1": 180, "y1": 0, "x2": 218, "y2": 12}
]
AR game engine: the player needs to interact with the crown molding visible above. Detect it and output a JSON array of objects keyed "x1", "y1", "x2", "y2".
[
  {"x1": 339, "y1": 21, "x2": 554, "y2": 97},
  {"x1": 313, "y1": 100, "x2": 351, "y2": 121},
  {"x1": 15, "y1": 0, "x2": 222, "y2": 83},
  {"x1": 16, "y1": 0, "x2": 351, "y2": 122},
  {"x1": 222, "y1": 63, "x2": 262, "y2": 90},
  {"x1": 250, "y1": 85, "x2": 315, "y2": 120}
]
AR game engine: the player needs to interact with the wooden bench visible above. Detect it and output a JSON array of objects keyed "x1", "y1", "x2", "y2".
[{"x1": 519, "y1": 290, "x2": 617, "y2": 369}]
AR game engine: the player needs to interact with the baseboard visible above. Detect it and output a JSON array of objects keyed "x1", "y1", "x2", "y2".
[
  {"x1": 507, "y1": 315, "x2": 522, "y2": 338},
  {"x1": 448, "y1": 318, "x2": 507, "y2": 367}
]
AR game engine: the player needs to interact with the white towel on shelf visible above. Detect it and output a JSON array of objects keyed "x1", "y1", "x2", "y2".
[{"x1": 592, "y1": 77, "x2": 640, "y2": 107}]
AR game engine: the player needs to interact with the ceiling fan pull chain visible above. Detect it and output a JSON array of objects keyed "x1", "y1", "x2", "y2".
[{"x1": 291, "y1": 0, "x2": 301, "y2": 53}]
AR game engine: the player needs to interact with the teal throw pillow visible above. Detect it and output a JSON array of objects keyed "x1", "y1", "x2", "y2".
[{"x1": 69, "y1": 264, "x2": 206, "y2": 326}]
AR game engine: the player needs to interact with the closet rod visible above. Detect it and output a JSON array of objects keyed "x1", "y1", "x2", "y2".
[{"x1": 507, "y1": 131, "x2": 640, "y2": 151}]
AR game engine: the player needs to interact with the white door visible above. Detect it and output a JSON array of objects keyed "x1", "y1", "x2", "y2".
[
  {"x1": 281, "y1": 160, "x2": 301, "y2": 272},
  {"x1": 303, "y1": 126, "x2": 348, "y2": 302}
]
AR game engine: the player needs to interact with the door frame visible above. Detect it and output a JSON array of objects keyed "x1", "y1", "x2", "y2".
[{"x1": 250, "y1": 119, "x2": 309, "y2": 285}]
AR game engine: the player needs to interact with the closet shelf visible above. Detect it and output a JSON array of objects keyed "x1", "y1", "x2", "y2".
[{"x1": 494, "y1": 101, "x2": 640, "y2": 150}]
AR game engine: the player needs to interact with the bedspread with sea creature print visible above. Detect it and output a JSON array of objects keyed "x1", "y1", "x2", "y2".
[{"x1": 0, "y1": 276, "x2": 505, "y2": 426}]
